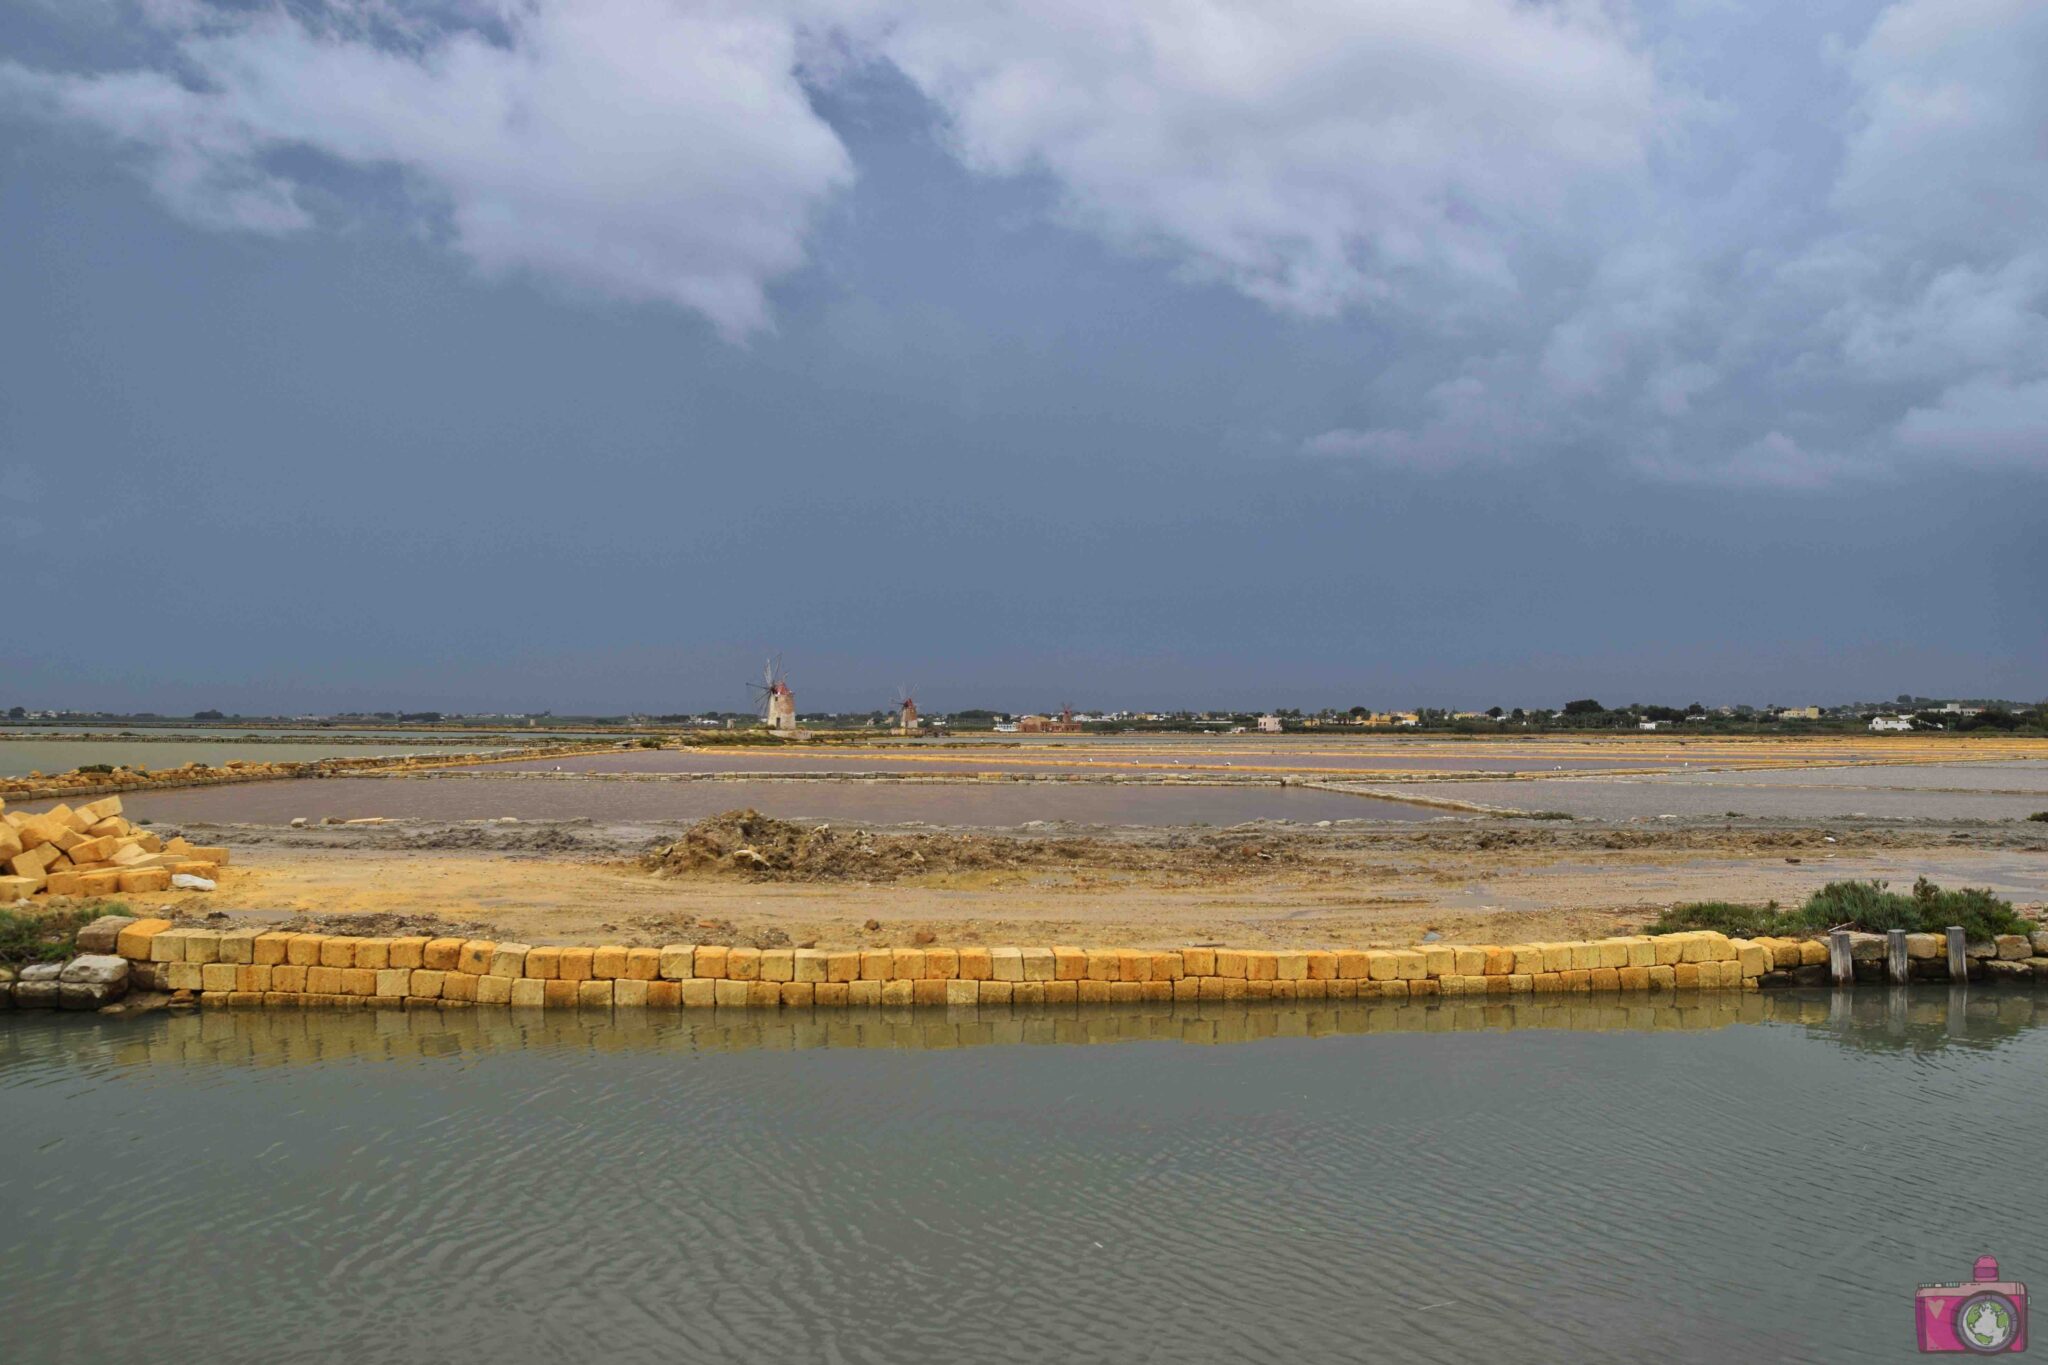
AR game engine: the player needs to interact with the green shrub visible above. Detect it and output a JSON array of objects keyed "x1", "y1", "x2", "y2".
[
  {"x1": 0, "y1": 905, "x2": 99, "y2": 967},
  {"x1": 2029, "y1": 811, "x2": 2048, "y2": 822},
  {"x1": 1647, "y1": 879, "x2": 2029, "y2": 941}
]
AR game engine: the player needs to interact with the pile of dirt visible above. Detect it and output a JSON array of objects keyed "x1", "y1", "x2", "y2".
[{"x1": 639, "y1": 809, "x2": 1080, "y2": 883}]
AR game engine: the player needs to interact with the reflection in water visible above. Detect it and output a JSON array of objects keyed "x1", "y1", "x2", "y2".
[
  {"x1": 5, "y1": 990, "x2": 2047, "y2": 1365},
  {"x1": 6, "y1": 989, "x2": 2042, "y2": 1072}
]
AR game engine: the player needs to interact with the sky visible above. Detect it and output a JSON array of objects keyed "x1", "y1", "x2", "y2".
[{"x1": 1, "y1": 0, "x2": 2043, "y2": 716}]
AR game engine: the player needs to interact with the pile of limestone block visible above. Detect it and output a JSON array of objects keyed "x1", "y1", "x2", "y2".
[{"x1": 0, "y1": 796, "x2": 229, "y2": 901}]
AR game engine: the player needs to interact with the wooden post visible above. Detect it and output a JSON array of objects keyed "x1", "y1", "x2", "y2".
[
  {"x1": 1947, "y1": 925, "x2": 1968, "y2": 985},
  {"x1": 1829, "y1": 929, "x2": 1854, "y2": 987},
  {"x1": 1887, "y1": 929, "x2": 1909, "y2": 985}
]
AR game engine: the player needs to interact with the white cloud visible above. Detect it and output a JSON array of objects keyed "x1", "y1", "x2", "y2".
[
  {"x1": 0, "y1": 0, "x2": 854, "y2": 337},
  {"x1": 861, "y1": 0, "x2": 1662, "y2": 317}
]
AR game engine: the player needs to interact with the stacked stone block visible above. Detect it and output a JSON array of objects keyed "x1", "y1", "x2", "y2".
[{"x1": 0, "y1": 795, "x2": 226, "y2": 899}]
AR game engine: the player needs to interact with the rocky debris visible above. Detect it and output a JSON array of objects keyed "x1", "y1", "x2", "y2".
[
  {"x1": 2, "y1": 794, "x2": 228, "y2": 900},
  {"x1": 14, "y1": 962, "x2": 63, "y2": 1009}
]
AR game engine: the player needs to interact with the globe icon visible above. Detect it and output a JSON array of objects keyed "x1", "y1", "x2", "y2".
[{"x1": 1957, "y1": 1292, "x2": 2018, "y2": 1351}]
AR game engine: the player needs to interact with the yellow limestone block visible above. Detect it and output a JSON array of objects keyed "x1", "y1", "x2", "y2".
[
  {"x1": 957, "y1": 947, "x2": 993, "y2": 981},
  {"x1": 1303, "y1": 951, "x2": 1334, "y2": 981},
  {"x1": 712, "y1": 978, "x2": 750, "y2": 1007},
  {"x1": 989, "y1": 948, "x2": 1024, "y2": 982},
  {"x1": 319, "y1": 938, "x2": 356, "y2": 969},
  {"x1": 1248, "y1": 952, "x2": 1283, "y2": 982},
  {"x1": 1673, "y1": 963, "x2": 1702, "y2": 989},
  {"x1": 410, "y1": 971, "x2": 446, "y2": 999},
  {"x1": 1423, "y1": 946, "x2": 1457, "y2": 978},
  {"x1": 253, "y1": 931, "x2": 293, "y2": 966},
  {"x1": 1480, "y1": 947, "x2": 1513, "y2": 975},
  {"x1": 760, "y1": 949, "x2": 795, "y2": 983},
  {"x1": 590, "y1": 945, "x2": 629, "y2": 979},
  {"x1": 1618, "y1": 966, "x2": 1650, "y2": 991},
  {"x1": 271, "y1": 964, "x2": 307, "y2": 992},
  {"x1": 200, "y1": 963, "x2": 238, "y2": 993},
  {"x1": 1152, "y1": 951, "x2": 1186, "y2": 981},
  {"x1": 1647, "y1": 964, "x2": 1675, "y2": 990},
  {"x1": 646, "y1": 981, "x2": 682, "y2": 1008},
  {"x1": 726, "y1": 948, "x2": 762, "y2": 981},
  {"x1": 441, "y1": 972, "x2": 477, "y2": 1002},
  {"x1": 1180, "y1": 947, "x2": 1216, "y2": 977},
  {"x1": 1019, "y1": 947, "x2": 1056, "y2": 981},
  {"x1": 117, "y1": 868, "x2": 171, "y2": 894},
  {"x1": 1562, "y1": 970, "x2": 1591, "y2": 992},
  {"x1": 181, "y1": 930, "x2": 222, "y2": 965},
  {"x1": 747, "y1": 982, "x2": 780, "y2": 1008},
  {"x1": 1082, "y1": 950, "x2": 1117, "y2": 982},
  {"x1": 1532, "y1": 972, "x2": 1563, "y2": 993},
  {"x1": 543, "y1": 980, "x2": 578, "y2": 1009},
  {"x1": 490, "y1": 944, "x2": 532, "y2": 978},
  {"x1": 69, "y1": 835, "x2": 117, "y2": 865},
  {"x1": 1564, "y1": 942, "x2": 1595, "y2": 971},
  {"x1": 558, "y1": 947, "x2": 596, "y2": 982},
  {"x1": 1335, "y1": 950, "x2": 1371, "y2": 980},
  {"x1": 343, "y1": 968, "x2": 377, "y2": 997},
  {"x1": 509, "y1": 978, "x2": 545, "y2": 1009},
  {"x1": 457, "y1": 940, "x2": 496, "y2": 975},
  {"x1": 385, "y1": 936, "x2": 427, "y2": 969},
  {"x1": 236, "y1": 965, "x2": 271, "y2": 993},
  {"x1": 577, "y1": 981, "x2": 614, "y2": 1009},
  {"x1": 1050, "y1": 947, "x2": 1086, "y2": 980},
  {"x1": 1076, "y1": 979, "x2": 1111, "y2": 1004},
  {"x1": 623, "y1": 947, "x2": 661, "y2": 981},
  {"x1": 1735, "y1": 942, "x2": 1769, "y2": 978},
  {"x1": 166, "y1": 962, "x2": 203, "y2": 992},
  {"x1": 1392, "y1": 951, "x2": 1426, "y2": 981},
  {"x1": 1589, "y1": 968, "x2": 1620, "y2": 992},
  {"x1": 216, "y1": 929, "x2": 260, "y2": 965},
  {"x1": 375, "y1": 969, "x2": 411, "y2": 998},
  {"x1": 1594, "y1": 941, "x2": 1628, "y2": 970},
  {"x1": 284, "y1": 933, "x2": 324, "y2": 966},
  {"x1": 857, "y1": 950, "x2": 891, "y2": 981},
  {"x1": 1652, "y1": 935, "x2": 1686, "y2": 967},
  {"x1": 1621, "y1": 937, "x2": 1655, "y2": 968},
  {"x1": 1769, "y1": 939, "x2": 1802, "y2": 968},
  {"x1": 116, "y1": 918, "x2": 174, "y2": 959},
  {"x1": 657, "y1": 945, "x2": 697, "y2": 980},
  {"x1": 1214, "y1": 949, "x2": 1249, "y2": 979},
  {"x1": 306, "y1": 966, "x2": 345, "y2": 994},
  {"x1": 944, "y1": 980, "x2": 977, "y2": 1006},
  {"x1": 826, "y1": 951, "x2": 860, "y2": 983},
  {"x1": 979, "y1": 980, "x2": 1013, "y2": 1005},
  {"x1": 1273, "y1": 952, "x2": 1308, "y2": 982},
  {"x1": 613, "y1": 979, "x2": 649, "y2": 1008},
  {"x1": 1798, "y1": 940, "x2": 1828, "y2": 967},
  {"x1": 1362, "y1": 951, "x2": 1396, "y2": 982},
  {"x1": 179, "y1": 846, "x2": 227, "y2": 865},
  {"x1": 524, "y1": 946, "x2": 562, "y2": 979},
  {"x1": 678, "y1": 980, "x2": 716, "y2": 1008},
  {"x1": 925, "y1": 948, "x2": 960, "y2": 979},
  {"x1": 1511, "y1": 945, "x2": 1544, "y2": 975},
  {"x1": 1679, "y1": 934, "x2": 1717, "y2": 964},
  {"x1": 422, "y1": 938, "x2": 464, "y2": 971},
  {"x1": 351, "y1": 939, "x2": 390, "y2": 971},
  {"x1": 1115, "y1": 951, "x2": 1149, "y2": 983}
]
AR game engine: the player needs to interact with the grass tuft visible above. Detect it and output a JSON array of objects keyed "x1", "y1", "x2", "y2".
[{"x1": 1647, "y1": 878, "x2": 2030, "y2": 942}]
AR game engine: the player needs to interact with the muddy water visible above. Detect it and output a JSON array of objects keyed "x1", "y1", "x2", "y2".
[
  {"x1": 1384, "y1": 770, "x2": 2048, "y2": 822},
  {"x1": 4, "y1": 990, "x2": 2044, "y2": 1364},
  {"x1": 120, "y1": 775, "x2": 1441, "y2": 827},
  {"x1": 469, "y1": 747, "x2": 1666, "y2": 777}
]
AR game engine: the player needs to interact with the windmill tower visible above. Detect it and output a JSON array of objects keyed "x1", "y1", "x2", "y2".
[
  {"x1": 893, "y1": 686, "x2": 919, "y2": 735},
  {"x1": 749, "y1": 657, "x2": 797, "y2": 732}
]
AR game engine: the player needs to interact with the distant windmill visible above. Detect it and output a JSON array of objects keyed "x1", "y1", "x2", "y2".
[
  {"x1": 748, "y1": 656, "x2": 797, "y2": 732},
  {"x1": 892, "y1": 685, "x2": 919, "y2": 734}
]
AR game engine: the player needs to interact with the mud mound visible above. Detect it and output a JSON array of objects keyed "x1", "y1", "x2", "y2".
[{"x1": 642, "y1": 809, "x2": 1096, "y2": 883}]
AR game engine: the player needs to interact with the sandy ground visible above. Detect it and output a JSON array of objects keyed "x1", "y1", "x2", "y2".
[{"x1": 126, "y1": 813, "x2": 2048, "y2": 951}]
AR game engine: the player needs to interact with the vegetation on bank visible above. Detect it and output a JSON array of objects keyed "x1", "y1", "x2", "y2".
[
  {"x1": 1646, "y1": 879, "x2": 2031, "y2": 942},
  {"x1": 0, "y1": 904, "x2": 113, "y2": 967}
]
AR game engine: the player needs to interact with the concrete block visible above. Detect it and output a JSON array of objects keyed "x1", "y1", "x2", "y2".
[
  {"x1": 116, "y1": 917, "x2": 174, "y2": 959},
  {"x1": 489, "y1": 944, "x2": 531, "y2": 978},
  {"x1": 657, "y1": 945, "x2": 697, "y2": 980}
]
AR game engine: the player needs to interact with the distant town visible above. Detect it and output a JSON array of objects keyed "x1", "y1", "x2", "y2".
[{"x1": 4, "y1": 695, "x2": 2044, "y2": 735}]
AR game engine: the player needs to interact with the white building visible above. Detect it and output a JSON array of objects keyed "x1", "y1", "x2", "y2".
[
  {"x1": 1256, "y1": 714, "x2": 1283, "y2": 733},
  {"x1": 1869, "y1": 715, "x2": 1913, "y2": 732}
]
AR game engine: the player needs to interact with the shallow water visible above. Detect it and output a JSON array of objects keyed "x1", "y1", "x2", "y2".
[
  {"x1": 120, "y1": 774, "x2": 1439, "y2": 827},
  {"x1": 0, "y1": 738, "x2": 500, "y2": 778},
  {"x1": 4, "y1": 990, "x2": 2044, "y2": 1364}
]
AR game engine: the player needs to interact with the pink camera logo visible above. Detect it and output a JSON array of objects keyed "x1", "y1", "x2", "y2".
[{"x1": 1918, "y1": 1256, "x2": 2028, "y2": 1353}]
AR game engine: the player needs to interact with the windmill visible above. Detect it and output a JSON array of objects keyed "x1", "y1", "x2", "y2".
[
  {"x1": 748, "y1": 656, "x2": 797, "y2": 732},
  {"x1": 892, "y1": 685, "x2": 919, "y2": 734}
]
